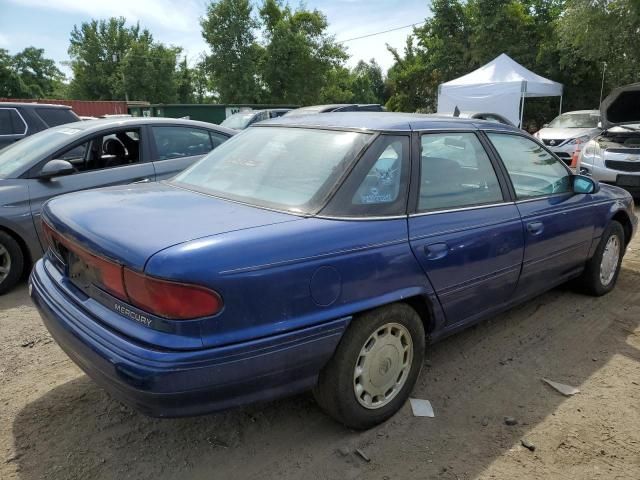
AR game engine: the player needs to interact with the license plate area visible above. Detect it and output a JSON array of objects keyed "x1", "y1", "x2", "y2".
[{"x1": 66, "y1": 249, "x2": 95, "y2": 294}]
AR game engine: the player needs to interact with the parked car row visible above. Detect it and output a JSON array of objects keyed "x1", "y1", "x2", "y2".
[{"x1": 27, "y1": 111, "x2": 636, "y2": 430}]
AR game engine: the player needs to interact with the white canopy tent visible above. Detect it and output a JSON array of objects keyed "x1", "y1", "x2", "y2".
[{"x1": 437, "y1": 53, "x2": 563, "y2": 127}]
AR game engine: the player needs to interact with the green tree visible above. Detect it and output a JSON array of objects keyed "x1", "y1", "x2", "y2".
[
  {"x1": 201, "y1": 0, "x2": 263, "y2": 103},
  {"x1": 68, "y1": 17, "x2": 180, "y2": 102},
  {"x1": 350, "y1": 59, "x2": 385, "y2": 104},
  {"x1": 557, "y1": 0, "x2": 640, "y2": 92},
  {"x1": 259, "y1": 0, "x2": 347, "y2": 104},
  {"x1": 0, "y1": 47, "x2": 64, "y2": 98}
]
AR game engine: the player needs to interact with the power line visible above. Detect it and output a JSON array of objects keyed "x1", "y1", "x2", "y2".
[{"x1": 337, "y1": 21, "x2": 426, "y2": 44}]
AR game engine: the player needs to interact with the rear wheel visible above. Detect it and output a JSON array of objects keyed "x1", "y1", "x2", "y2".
[
  {"x1": 579, "y1": 220, "x2": 624, "y2": 296},
  {"x1": 314, "y1": 303, "x2": 425, "y2": 430},
  {"x1": 0, "y1": 231, "x2": 24, "y2": 295}
]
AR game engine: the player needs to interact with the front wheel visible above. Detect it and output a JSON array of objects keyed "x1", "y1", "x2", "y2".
[
  {"x1": 579, "y1": 220, "x2": 624, "y2": 296},
  {"x1": 0, "y1": 231, "x2": 24, "y2": 295},
  {"x1": 313, "y1": 303, "x2": 425, "y2": 430}
]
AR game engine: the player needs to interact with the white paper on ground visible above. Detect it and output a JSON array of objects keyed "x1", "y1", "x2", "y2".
[
  {"x1": 542, "y1": 378, "x2": 580, "y2": 396},
  {"x1": 409, "y1": 398, "x2": 435, "y2": 417}
]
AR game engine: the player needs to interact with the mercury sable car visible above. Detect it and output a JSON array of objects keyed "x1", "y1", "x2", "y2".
[{"x1": 30, "y1": 113, "x2": 637, "y2": 429}]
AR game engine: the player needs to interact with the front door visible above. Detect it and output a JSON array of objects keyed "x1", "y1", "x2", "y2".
[
  {"x1": 485, "y1": 132, "x2": 595, "y2": 301},
  {"x1": 408, "y1": 131, "x2": 524, "y2": 328},
  {"x1": 27, "y1": 127, "x2": 155, "y2": 247}
]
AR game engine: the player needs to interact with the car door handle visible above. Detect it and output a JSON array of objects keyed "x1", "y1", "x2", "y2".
[
  {"x1": 131, "y1": 178, "x2": 150, "y2": 184},
  {"x1": 424, "y1": 243, "x2": 449, "y2": 260},
  {"x1": 526, "y1": 221, "x2": 544, "y2": 236}
]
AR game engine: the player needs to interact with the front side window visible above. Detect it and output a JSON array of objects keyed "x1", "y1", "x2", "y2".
[
  {"x1": 54, "y1": 128, "x2": 141, "y2": 173},
  {"x1": 152, "y1": 126, "x2": 214, "y2": 160},
  {"x1": 174, "y1": 126, "x2": 371, "y2": 214},
  {"x1": 35, "y1": 108, "x2": 79, "y2": 127},
  {"x1": 418, "y1": 132, "x2": 503, "y2": 211},
  {"x1": 488, "y1": 133, "x2": 571, "y2": 199}
]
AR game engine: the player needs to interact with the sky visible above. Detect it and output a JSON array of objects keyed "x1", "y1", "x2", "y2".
[{"x1": 0, "y1": 0, "x2": 431, "y2": 79}]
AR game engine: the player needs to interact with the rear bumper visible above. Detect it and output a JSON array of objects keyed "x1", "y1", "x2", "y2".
[{"x1": 30, "y1": 259, "x2": 347, "y2": 417}]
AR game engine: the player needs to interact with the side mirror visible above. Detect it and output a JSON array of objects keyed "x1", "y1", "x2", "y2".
[
  {"x1": 573, "y1": 174, "x2": 600, "y2": 194},
  {"x1": 37, "y1": 159, "x2": 75, "y2": 180}
]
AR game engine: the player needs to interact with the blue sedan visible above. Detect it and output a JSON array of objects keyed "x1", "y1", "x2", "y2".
[{"x1": 30, "y1": 113, "x2": 637, "y2": 429}]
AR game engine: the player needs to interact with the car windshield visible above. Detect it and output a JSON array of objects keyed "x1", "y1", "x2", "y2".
[
  {"x1": 220, "y1": 113, "x2": 255, "y2": 130},
  {"x1": 547, "y1": 113, "x2": 600, "y2": 128},
  {"x1": 0, "y1": 126, "x2": 83, "y2": 178},
  {"x1": 173, "y1": 126, "x2": 371, "y2": 214}
]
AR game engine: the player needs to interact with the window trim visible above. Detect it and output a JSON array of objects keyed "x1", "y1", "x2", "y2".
[
  {"x1": 482, "y1": 130, "x2": 575, "y2": 202},
  {"x1": 409, "y1": 130, "x2": 511, "y2": 214},
  {"x1": 0, "y1": 108, "x2": 28, "y2": 137}
]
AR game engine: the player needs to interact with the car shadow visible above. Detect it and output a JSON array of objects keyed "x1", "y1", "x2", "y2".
[
  {"x1": 11, "y1": 267, "x2": 640, "y2": 480},
  {"x1": 0, "y1": 280, "x2": 31, "y2": 311}
]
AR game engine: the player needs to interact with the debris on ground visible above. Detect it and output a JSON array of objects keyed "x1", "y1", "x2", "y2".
[
  {"x1": 355, "y1": 448, "x2": 371, "y2": 462},
  {"x1": 481, "y1": 417, "x2": 489, "y2": 427},
  {"x1": 521, "y1": 439, "x2": 536, "y2": 451},
  {"x1": 542, "y1": 378, "x2": 580, "y2": 396},
  {"x1": 504, "y1": 416, "x2": 518, "y2": 426},
  {"x1": 409, "y1": 398, "x2": 435, "y2": 417},
  {"x1": 337, "y1": 446, "x2": 350, "y2": 457}
]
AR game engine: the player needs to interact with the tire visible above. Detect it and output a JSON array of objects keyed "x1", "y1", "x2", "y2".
[
  {"x1": 579, "y1": 220, "x2": 624, "y2": 296},
  {"x1": 314, "y1": 303, "x2": 425, "y2": 430},
  {"x1": 0, "y1": 231, "x2": 24, "y2": 295}
]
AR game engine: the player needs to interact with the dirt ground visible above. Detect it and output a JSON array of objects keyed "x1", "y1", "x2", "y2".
[{"x1": 1, "y1": 236, "x2": 639, "y2": 480}]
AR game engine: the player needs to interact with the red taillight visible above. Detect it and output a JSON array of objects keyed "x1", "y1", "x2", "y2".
[
  {"x1": 123, "y1": 268, "x2": 223, "y2": 320},
  {"x1": 42, "y1": 220, "x2": 222, "y2": 320}
]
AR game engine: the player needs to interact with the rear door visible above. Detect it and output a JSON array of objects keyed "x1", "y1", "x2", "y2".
[
  {"x1": 0, "y1": 108, "x2": 28, "y2": 149},
  {"x1": 408, "y1": 131, "x2": 524, "y2": 328},
  {"x1": 149, "y1": 125, "x2": 229, "y2": 180},
  {"x1": 485, "y1": 132, "x2": 595, "y2": 301},
  {"x1": 27, "y1": 126, "x2": 155, "y2": 246}
]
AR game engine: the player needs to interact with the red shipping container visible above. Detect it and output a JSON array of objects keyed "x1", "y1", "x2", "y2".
[{"x1": 0, "y1": 98, "x2": 130, "y2": 117}]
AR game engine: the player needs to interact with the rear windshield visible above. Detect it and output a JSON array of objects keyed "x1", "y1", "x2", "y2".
[
  {"x1": 548, "y1": 113, "x2": 599, "y2": 128},
  {"x1": 173, "y1": 126, "x2": 371, "y2": 214},
  {"x1": 35, "y1": 108, "x2": 80, "y2": 127}
]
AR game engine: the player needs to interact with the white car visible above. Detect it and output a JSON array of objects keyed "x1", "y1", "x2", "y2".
[
  {"x1": 579, "y1": 83, "x2": 640, "y2": 197},
  {"x1": 534, "y1": 110, "x2": 601, "y2": 165}
]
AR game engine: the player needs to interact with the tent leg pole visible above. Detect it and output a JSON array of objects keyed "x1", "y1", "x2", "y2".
[
  {"x1": 559, "y1": 95, "x2": 563, "y2": 115},
  {"x1": 520, "y1": 95, "x2": 525, "y2": 128}
]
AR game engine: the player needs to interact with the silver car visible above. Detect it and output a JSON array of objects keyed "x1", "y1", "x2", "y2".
[
  {"x1": 579, "y1": 83, "x2": 640, "y2": 197},
  {"x1": 0, "y1": 117, "x2": 235, "y2": 293},
  {"x1": 534, "y1": 110, "x2": 601, "y2": 164}
]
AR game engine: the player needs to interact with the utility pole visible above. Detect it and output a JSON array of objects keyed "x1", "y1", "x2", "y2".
[{"x1": 599, "y1": 62, "x2": 607, "y2": 105}]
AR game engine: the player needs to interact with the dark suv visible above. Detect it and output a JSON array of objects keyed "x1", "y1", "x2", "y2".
[{"x1": 0, "y1": 103, "x2": 80, "y2": 149}]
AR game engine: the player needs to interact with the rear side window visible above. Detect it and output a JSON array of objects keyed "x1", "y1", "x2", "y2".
[
  {"x1": 488, "y1": 133, "x2": 572, "y2": 199},
  {"x1": 322, "y1": 135, "x2": 410, "y2": 217},
  {"x1": 418, "y1": 132, "x2": 503, "y2": 211},
  {"x1": 35, "y1": 108, "x2": 79, "y2": 127},
  {"x1": 151, "y1": 126, "x2": 215, "y2": 160},
  {"x1": 0, "y1": 109, "x2": 27, "y2": 135}
]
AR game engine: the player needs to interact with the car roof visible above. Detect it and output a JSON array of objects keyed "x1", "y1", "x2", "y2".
[
  {"x1": 261, "y1": 112, "x2": 520, "y2": 133},
  {"x1": 55, "y1": 117, "x2": 237, "y2": 136},
  {"x1": 0, "y1": 102, "x2": 73, "y2": 110}
]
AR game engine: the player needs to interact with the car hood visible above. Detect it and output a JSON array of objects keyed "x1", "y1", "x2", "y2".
[
  {"x1": 601, "y1": 82, "x2": 640, "y2": 129},
  {"x1": 537, "y1": 127, "x2": 597, "y2": 140},
  {"x1": 42, "y1": 182, "x2": 302, "y2": 270}
]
